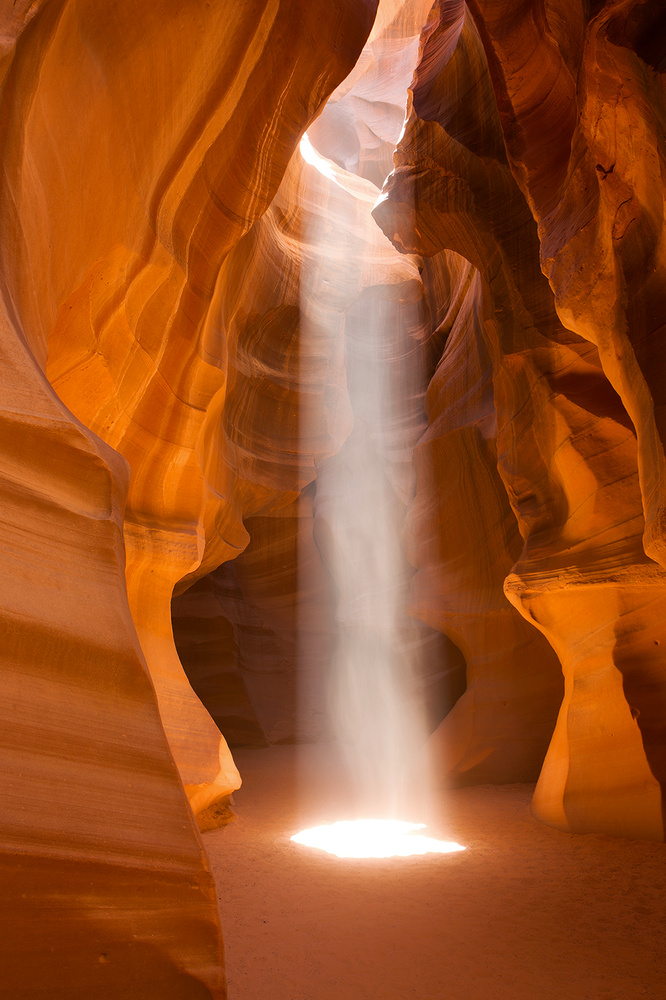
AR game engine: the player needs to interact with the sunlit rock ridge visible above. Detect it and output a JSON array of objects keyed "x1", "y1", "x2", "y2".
[{"x1": 1, "y1": 0, "x2": 665, "y2": 995}]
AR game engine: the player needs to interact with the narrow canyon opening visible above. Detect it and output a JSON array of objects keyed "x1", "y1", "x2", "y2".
[
  {"x1": 2, "y1": 0, "x2": 666, "y2": 997},
  {"x1": 172, "y1": 1, "x2": 474, "y2": 862}
]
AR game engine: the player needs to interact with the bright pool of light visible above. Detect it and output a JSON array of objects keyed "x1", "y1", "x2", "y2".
[
  {"x1": 290, "y1": 819, "x2": 466, "y2": 859},
  {"x1": 299, "y1": 132, "x2": 338, "y2": 180}
]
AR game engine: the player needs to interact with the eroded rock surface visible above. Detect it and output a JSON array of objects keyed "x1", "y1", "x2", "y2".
[
  {"x1": 376, "y1": 0, "x2": 666, "y2": 837},
  {"x1": 4, "y1": 3, "x2": 666, "y2": 997},
  {"x1": 0, "y1": 293, "x2": 228, "y2": 996},
  {"x1": 0, "y1": 0, "x2": 377, "y2": 995}
]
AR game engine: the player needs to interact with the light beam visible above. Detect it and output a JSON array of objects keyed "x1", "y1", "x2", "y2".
[{"x1": 291, "y1": 819, "x2": 465, "y2": 859}]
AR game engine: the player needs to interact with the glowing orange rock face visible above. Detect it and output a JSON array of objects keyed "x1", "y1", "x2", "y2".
[
  {"x1": 3, "y1": 8, "x2": 666, "y2": 1000},
  {"x1": 376, "y1": 0, "x2": 666, "y2": 838},
  {"x1": 0, "y1": 0, "x2": 377, "y2": 995},
  {"x1": 4, "y1": 0, "x2": 376, "y2": 810},
  {"x1": 0, "y1": 295, "x2": 228, "y2": 996}
]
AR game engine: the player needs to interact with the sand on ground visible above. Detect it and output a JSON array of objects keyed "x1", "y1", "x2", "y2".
[{"x1": 204, "y1": 745, "x2": 666, "y2": 1000}]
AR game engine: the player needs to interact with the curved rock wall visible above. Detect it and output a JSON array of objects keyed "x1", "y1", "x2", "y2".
[
  {"x1": 375, "y1": 0, "x2": 666, "y2": 838},
  {"x1": 0, "y1": 0, "x2": 377, "y2": 995},
  {"x1": 3, "y1": 2, "x2": 666, "y2": 995},
  {"x1": 2, "y1": 0, "x2": 376, "y2": 812},
  {"x1": 0, "y1": 294, "x2": 229, "y2": 997}
]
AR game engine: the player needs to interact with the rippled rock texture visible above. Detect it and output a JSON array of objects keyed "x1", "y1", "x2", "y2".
[
  {"x1": 375, "y1": 0, "x2": 666, "y2": 838},
  {"x1": 0, "y1": 0, "x2": 377, "y2": 995},
  {"x1": 3, "y1": 0, "x2": 666, "y2": 993}
]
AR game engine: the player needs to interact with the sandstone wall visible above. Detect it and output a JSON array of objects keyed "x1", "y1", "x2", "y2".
[
  {"x1": 375, "y1": 0, "x2": 666, "y2": 838},
  {"x1": 3, "y1": 3, "x2": 666, "y2": 997},
  {"x1": 0, "y1": 0, "x2": 377, "y2": 995}
]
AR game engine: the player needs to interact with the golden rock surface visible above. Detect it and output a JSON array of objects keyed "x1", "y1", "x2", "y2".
[
  {"x1": 3, "y1": 0, "x2": 666, "y2": 993},
  {"x1": 0, "y1": 0, "x2": 377, "y2": 995},
  {"x1": 375, "y1": 0, "x2": 666, "y2": 838}
]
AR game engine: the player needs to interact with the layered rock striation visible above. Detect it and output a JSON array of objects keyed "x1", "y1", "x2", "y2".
[
  {"x1": 375, "y1": 0, "x2": 666, "y2": 838},
  {"x1": 3, "y1": 2, "x2": 666, "y2": 996},
  {"x1": 0, "y1": 0, "x2": 377, "y2": 995}
]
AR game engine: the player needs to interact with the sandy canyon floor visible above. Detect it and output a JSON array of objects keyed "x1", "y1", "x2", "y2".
[{"x1": 204, "y1": 746, "x2": 666, "y2": 1000}]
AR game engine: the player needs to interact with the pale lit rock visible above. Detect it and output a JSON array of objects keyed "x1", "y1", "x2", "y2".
[{"x1": 308, "y1": 0, "x2": 434, "y2": 186}]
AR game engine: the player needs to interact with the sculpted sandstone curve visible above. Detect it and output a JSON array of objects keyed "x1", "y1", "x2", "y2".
[
  {"x1": 0, "y1": 0, "x2": 377, "y2": 995},
  {"x1": 4, "y1": 12, "x2": 666, "y2": 1000},
  {"x1": 2, "y1": 0, "x2": 377, "y2": 818},
  {"x1": 376, "y1": 0, "x2": 666, "y2": 838}
]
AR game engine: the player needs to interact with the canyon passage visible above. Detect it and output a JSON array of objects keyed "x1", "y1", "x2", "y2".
[{"x1": 1, "y1": 0, "x2": 666, "y2": 997}]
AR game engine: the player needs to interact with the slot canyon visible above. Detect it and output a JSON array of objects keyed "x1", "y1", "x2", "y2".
[{"x1": 1, "y1": 0, "x2": 666, "y2": 997}]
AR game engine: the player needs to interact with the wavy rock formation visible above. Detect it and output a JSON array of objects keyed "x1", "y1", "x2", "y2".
[
  {"x1": 4, "y1": 4, "x2": 666, "y2": 997},
  {"x1": 3, "y1": 0, "x2": 377, "y2": 814},
  {"x1": 404, "y1": 252, "x2": 565, "y2": 785},
  {"x1": 376, "y1": 0, "x2": 666, "y2": 837},
  {"x1": 0, "y1": 289, "x2": 226, "y2": 997},
  {"x1": 0, "y1": 0, "x2": 377, "y2": 995}
]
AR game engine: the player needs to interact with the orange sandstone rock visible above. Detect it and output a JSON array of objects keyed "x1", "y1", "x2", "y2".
[
  {"x1": 0, "y1": 297, "x2": 226, "y2": 996},
  {"x1": 466, "y1": 1, "x2": 666, "y2": 565},
  {"x1": 377, "y1": 0, "x2": 666, "y2": 837},
  {"x1": 0, "y1": 0, "x2": 378, "y2": 994},
  {"x1": 405, "y1": 253, "x2": 564, "y2": 785},
  {"x1": 2, "y1": 0, "x2": 377, "y2": 818}
]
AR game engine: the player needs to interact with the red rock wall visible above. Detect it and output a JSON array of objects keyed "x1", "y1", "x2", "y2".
[
  {"x1": 375, "y1": 0, "x2": 666, "y2": 838},
  {"x1": 0, "y1": 0, "x2": 377, "y2": 995},
  {"x1": 3, "y1": 5, "x2": 666, "y2": 996}
]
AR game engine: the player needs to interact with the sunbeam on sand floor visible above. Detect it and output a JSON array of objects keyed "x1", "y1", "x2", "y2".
[
  {"x1": 291, "y1": 818, "x2": 465, "y2": 859},
  {"x1": 205, "y1": 745, "x2": 666, "y2": 1000}
]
